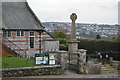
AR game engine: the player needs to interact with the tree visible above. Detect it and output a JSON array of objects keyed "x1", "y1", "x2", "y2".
[
  {"x1": 54, "y1": 31, "x2": 69, "y2": 50},
  {"x1": 112, "y1": 36, "x2": 116, "y2": 40},
  {"x1": 54, "y1": 31, "x2": 69, "y2": 39},
  {"x1": 96, "y1": 34, "x2": 101, "y2": 39}
]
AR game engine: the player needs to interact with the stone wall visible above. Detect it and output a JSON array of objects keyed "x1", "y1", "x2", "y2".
[
  {"x1": 87, "y1": 63, "x2": 102, "y2": 74},
  {"x1": 110, "y1": 61, "x2": 120, "y2": 70},
  {"x1": 1, "y1": 65, "x2": 64, "y2": 77},
  {"x1": 69, "y1": 64, "x2": 78, "y2": 72},
  {"x1": 57, "y1": 51, "x2": 68, "y2": 70},
  {"x1": 86, "y1": 59, "x2": 102, "y2": 74},
  {"x1": 69, "y1": 63, "x2": 102, "y2": 74}
]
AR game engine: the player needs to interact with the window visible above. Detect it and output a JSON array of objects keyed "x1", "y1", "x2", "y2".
[
  {"x1": 30, "y1": 37, "x2": 34, "y2": 48},
  {"x1": 29, "y1": 32, "x2": 35, "y2": 48},
  {"x1": 3, "y1": 31, "x2": 11, "y2": 37},
  {"x1": 3, "y1": 31, "x2": 7, "y2": 37},
  {"x1": 8, "y1": 31, "x2": 11, "y2": 37},
  {"x1": 30, "y1": 32, "x2": 34, "y2": 36},
  {"x1": 17, "y1": 31, "x2": 24, "y2": 36},
  {"x1": 21, "y1": 31, "x2": 24, "y2": 36},
  {"x1": 17, "y1": 31, "x2": 20, "y2": 36}
]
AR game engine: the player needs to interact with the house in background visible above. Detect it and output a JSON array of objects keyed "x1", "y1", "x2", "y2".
[{"x1": 0, "y1": 1, "x2": 59, "y2": 58}]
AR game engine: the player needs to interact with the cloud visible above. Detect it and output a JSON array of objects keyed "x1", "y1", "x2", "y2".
[{"x1": 27, "y1": 0, "x2": 119, "y2": 24}]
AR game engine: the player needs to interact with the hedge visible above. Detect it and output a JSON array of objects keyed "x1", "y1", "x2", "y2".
[
  {"x1": 78, "y1": 39, "x2": 120, "y2": 54},
  {"x1": 59, "y1": 39, "x2": 120, "y2": 60},
  {"x1": 59, "y1": 39, "x2": 120, "y2": 54}
]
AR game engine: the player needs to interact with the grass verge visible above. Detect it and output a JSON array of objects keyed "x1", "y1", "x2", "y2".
[{"x1": 0, "y1": 57, "x2": 36, "y2": 69}]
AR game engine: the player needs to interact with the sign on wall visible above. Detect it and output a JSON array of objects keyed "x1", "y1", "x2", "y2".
[
  {"x1": 49, "y1": 54, "x2": 56, "y2": 65},
  {"x1": 35, "y1": 53, "x2": 56, "y2": 65},
  {"x1": 35, "y1": 53, "x2": 49, "y2": 65}
]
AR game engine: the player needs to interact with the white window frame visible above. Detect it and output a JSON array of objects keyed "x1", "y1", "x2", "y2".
[
  {"x1": 29, "y1": 31, "x2": 35, "y2": 49},
  {"x1": 3, "y1": 30, "x2": 7, "y2": 37},
  {"x1": 30, "y1": 31, "x2": 34, "y2": 37},
  {"x1": 21, "y1": 31, "x2": 24, "y2": 36},
  {"x1": 16, "y1": 31, "x2": 24, "y2": 37},
  {"x1": 3, "y1": 31, "x2": 11, "y2": 37},
  {"x1": 8, "y1": 31, "x2": 11, "y2": 37}
]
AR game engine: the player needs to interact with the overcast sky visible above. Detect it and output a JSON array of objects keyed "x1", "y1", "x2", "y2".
[{"x1": 27, "y1": 0, "x2": 119, "y2": 24}]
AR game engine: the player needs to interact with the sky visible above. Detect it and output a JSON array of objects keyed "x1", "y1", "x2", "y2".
[{"x1": 27, "y1": 0, "x2": 119, "y2": 24}]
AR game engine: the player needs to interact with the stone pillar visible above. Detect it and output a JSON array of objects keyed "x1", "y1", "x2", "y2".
[
  {"x1": 78, "y1": 49, "x2": 87, "y2": 63},
  {"x1": 57, "y1": 51, "x2": 68, "y2": 70},
  {"x1": 78, "y1": 49, "x2": 87, "y2": 73}
]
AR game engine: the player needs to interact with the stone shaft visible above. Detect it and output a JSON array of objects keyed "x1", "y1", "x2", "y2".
[
  {"x1": 70, "y1": 13, "x2": 77, "y2": 40},
  {"x1": 71, "y1": 20, "x2": 76, "y2": 39}
]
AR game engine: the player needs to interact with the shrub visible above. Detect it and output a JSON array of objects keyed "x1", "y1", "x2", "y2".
[
  {"x1": 78, "y1": 39, "x2": 120, "y2": 55},
  {"x1": 96, "y1": 34, "x2": 101, "y2": 39}
]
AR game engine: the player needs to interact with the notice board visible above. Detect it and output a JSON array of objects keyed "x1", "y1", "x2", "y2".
[
  {"x1": 35, "y1": 53, "x2": 56, "y2": 65},
  {"x1": 35, "y1": 53, "x2": 49, "y2": 65}
]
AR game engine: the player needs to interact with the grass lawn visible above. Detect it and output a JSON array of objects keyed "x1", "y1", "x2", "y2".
[{"x1": 0, "y1": 57, "x2": 37, "y2": 69}]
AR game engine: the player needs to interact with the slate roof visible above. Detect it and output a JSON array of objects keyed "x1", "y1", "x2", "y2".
[{"x1": 1, "y1": 2, "x2": 44, "y2": 30}]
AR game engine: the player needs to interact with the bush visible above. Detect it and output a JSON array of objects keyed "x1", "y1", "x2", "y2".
[
  {"x1": 96, "y1": 34, "x2": 101, "y2": 39},
  {"x1": 54, "y1": 31, "x2": 69, "y2": 50},
  {"x1": 58, "y1": 38, "x2": 68, "y2": 50},
  {"x1": 112, "y1": 36, "x2": 116, "y2": 40},
  {"x1": 78, "y1": 39, "x2": 120, "y2": 55}
]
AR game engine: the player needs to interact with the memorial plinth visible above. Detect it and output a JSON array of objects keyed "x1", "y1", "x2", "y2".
[{"x1": 68, "y1": 40, "x2": 80, "y2": 54}]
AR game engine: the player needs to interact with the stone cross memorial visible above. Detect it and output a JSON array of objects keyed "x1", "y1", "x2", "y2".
[
  {"x1": 68, "y1": 13, "x2": 87, "y2": 73},
  {"x1": 68, "y1": 13, "x2": 79, "y2": 54},
  {"x1": 70, "y1": 13, "x2": 77, "y2": 40}
]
